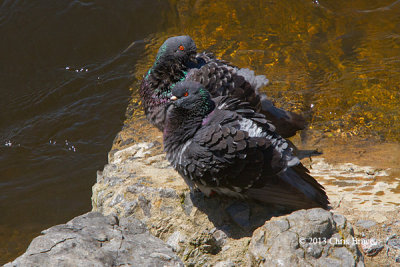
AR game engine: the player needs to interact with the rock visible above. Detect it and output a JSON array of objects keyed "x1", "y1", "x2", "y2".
[
  {"x1": 123, "y1": 200, "x2": 138, "y2": 215},
  {"x1": 214, "y1": 260, "x2": 235, "y2": 267},
  {"x1": 182, "y1": 192, "x2": 194, "y2": 215},
  {"x1": 92, "y1": 142, "x2": 365, "y2": 266},
  {"x1": 333, "y1": 213, "x2": 347, "y2": 229},
  {"x1": 108, "y1": 193, "x2": 124, "y2": 207},
  {"x1": 188, "y1": 231, "x2": 220, "y2": 255},
  {"x1": 221, "y1": 245, "x2": 231, "y2": 252},
  {"x1": 5, "y1": 212, "x2": 183, "y2": 267},
  {"x1": 138, "y1": 195, "x2": 152, "y2": 217},
  {"x1": 355, "y1": 220, "x2": 376, "y2": 229},
  {"x1": 361, "y1": 238, "x2": 384, "y2": 256},
  {"x1": 386, "y1": 235, "x2": 400, "y2": 250},
  {"x1": 369, "y1": 214, "x2": 387, "y2": 224},
  {"x1": 111, "y1": 142, "x2": 154, "y2": 164},
  {"x1": 226, "y1": 202, "x2": 250, "y2": 230},
  {"x1": 182, "y1": 231, "x2": 221, "y2": 266},
  {"x1": 212, "y1": 230, "x2": 228, "y2": 247},
  {"x1": 159, "y1": 188, "x2": 178, "y2": 198},
  {"x1": 167, "y1": 231, "x2": 187, "y2": 253},
  {"x1": 248, "y1": 208, "x2": 364, "y2": 266}
]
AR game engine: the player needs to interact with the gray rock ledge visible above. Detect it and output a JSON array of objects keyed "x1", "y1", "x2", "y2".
[
  {"x1": 248, "y1": 209, "x2": 364, "y2": 267},
  {"x1": 91, "y1": 141, "x2": 365, "y2": 266},
  {"x1": 6, "y1": 141, "x2": 367, "y2": 266},
  {"x1": 5, "y1": 212, "x2": 183, "y2": 267}
]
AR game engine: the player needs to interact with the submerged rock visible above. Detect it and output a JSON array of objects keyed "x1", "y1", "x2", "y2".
[{"x1": 5, "y1": 212, "x2": 183, "y2": 267}]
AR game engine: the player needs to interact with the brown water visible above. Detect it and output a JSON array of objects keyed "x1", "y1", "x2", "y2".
[
  {"x1": 1, "y1": 0, "x2": 400, "y2": 264},
  {"x1": 0, "y1": 0, "x2": 176, "y2": 263},
  {"x1": 133, "y1": 0, "x2": 400, "y2": 141}
]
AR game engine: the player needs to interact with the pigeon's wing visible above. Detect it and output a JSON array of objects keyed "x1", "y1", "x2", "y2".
[
  {"x1": 213, "y1": 96, "x2": 276, "y2": 131},
  {"x1": 221, "y1": 66, "x2": 307, "y2": 139},
  {"x1": 179, "y1": 109, "x2": 328, "y2": 209},
  {"x1": 185, "y1": 62, "x2": 263, "y2": 110},
  {"x1": 260, "y1": 98, "x2": 306, "y2": 139},
  {"x1": 186, "y1": 57, "x2": 305, "y2": 138},
  {"x1": 246, "y1": 160, "x2": 329, "y2": 209},
  {"x1": 178, "y1": 108, "x2": 283, "y2": 186},
  {"x1": 195, "y1": 51, "x2": 216, "y2": 64},
  {"x1": 180, "y1": 122, "x2": 275, "y2": 191}
]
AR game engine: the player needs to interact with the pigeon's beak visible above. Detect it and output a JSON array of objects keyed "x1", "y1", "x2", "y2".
[{"x1": 170, "y1": 95, "x2": 178, "y2": 101}]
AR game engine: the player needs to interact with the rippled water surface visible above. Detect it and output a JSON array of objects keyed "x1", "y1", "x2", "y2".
[
  {"x1": 133, "y1": 0, "x2": 400, "y2": 141},
  {"x1": 0, "y1": 0, "x2": 176, "y2": 263},
  {"x1": 1, "y1": 0, "x2": 400, "y2": 264}
]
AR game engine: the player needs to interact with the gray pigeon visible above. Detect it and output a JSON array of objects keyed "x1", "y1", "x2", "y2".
[
  {"x1": 163, "y1": 81, "x2": 329, "y2": 210},
  {"x1": 140, "y1": 35, "x2": 305, "y2": 138}
]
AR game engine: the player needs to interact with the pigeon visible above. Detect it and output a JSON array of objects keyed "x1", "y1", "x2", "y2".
[
  {"x1": 140, "y1": 35, "x2": 305, "y2": 138},
  {"x1": 163, "y1": 81, "x2": 329, "y2": 210}
]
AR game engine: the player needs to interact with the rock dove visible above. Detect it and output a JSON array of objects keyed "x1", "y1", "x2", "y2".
[
  {"x1": 163, "y1": 81, "x2": 329, "y2": 210},
  {"x1": 140, "y1": 35, "x2": 305, "y2": 138}
]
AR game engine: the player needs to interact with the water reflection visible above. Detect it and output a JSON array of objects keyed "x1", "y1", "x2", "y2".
[
  {"x1": 0, "y1": 0, "x2": 176, "y2": 264},
  {"x1": 133, "y1": 0, "x2": 400, "y2": 141}
]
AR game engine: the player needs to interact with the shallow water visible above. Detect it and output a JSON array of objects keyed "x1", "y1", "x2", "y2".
[{"x1": 1, "y1": 0, "x2": 400, "y2": 264}]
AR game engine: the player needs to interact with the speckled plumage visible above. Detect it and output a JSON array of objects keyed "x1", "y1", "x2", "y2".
[
  {"x1": 140, "y1": 35, "x2": 305, "y2": 138},
  {"x1": 164, "y1": 81, "x2": 329, "y2": 210}
]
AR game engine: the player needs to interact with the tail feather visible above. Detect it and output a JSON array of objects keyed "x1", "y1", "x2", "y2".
[
  {"x1": 246, "y1": 165, "x2": 329, "y2": 210},
  {"x1": 236, "y1": 68, "x2": 269, "y2": 91},
  {"x1": 279, "y1": 165, "x2": 329, "y2": 209},
  {"x1": 291, "y1": 163, "x2": 326, "y2": 192},
  {"x1": 260, "y1": 98, "x2": 306, "y2": 138},
  {"x1": 245, "y1": 185, "x2": 323, "y2": 210},
  {"x1": 235, "y1": 67, "x2": 305, "y2": 138}
]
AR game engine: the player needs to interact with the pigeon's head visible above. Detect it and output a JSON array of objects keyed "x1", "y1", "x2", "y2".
[
  {"x1": 170, "y1": 81, "x2": 214, "y2": 115},
  {"x1": 155, "y1": 36, "x2": 197, "y2": 67}
]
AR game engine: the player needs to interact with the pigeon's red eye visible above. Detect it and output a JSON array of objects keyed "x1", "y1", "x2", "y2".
[
  {"x1": 183, "y1": 92, "x2": 189, "y2": 97},
  {"x1": 179, "y1": 45, "x2": 185, "y2": 51}
]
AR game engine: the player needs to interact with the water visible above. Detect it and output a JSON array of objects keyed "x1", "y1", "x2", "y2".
[
  {"x1": 1, "y1": 0, "x2": 400, "y2": 264},
  {"x1": 0, "y1": 0, "x2": 176, "y2": 263},
  {"x1": 132, "y1": 0, "x2": 400, "y2": 142}
]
